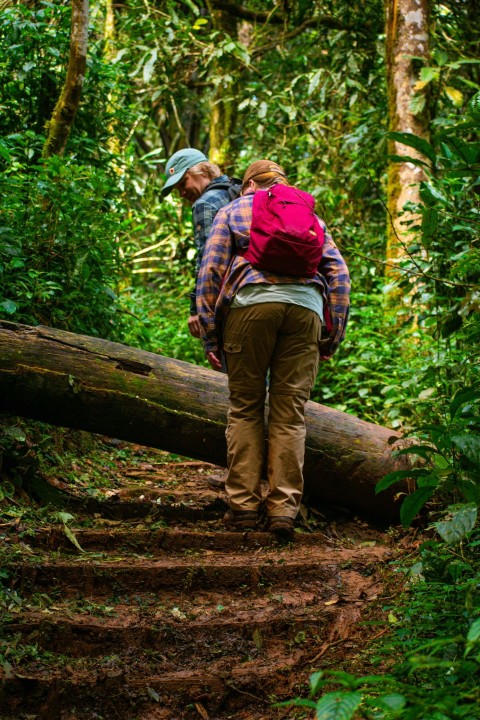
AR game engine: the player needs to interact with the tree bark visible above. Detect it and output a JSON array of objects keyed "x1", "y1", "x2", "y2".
[
  {"x1": 205, "y1": 1, "x2": 240, "y2": 172},
  {"x1": 385, "y1": 0, "x2": 430, "y2": 278},
  {"x1": 42, "y1": 0, "x2": 89, "y2": 158},
  {"x1": 0, "y1": 321, "x2": 411, "y2": 521}
]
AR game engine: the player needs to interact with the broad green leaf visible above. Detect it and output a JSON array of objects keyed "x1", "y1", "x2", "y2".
[
  {"x1": 0, "y1": 141, "x2": 11, "y2": 161},
  {"x1": 420, "y1": 182, "x2": 448, "y2": 206},
  {"x1": 4, "y1": 425, "x2": 26, "y2": 442},
  {"x1": 421, "y1": 207, "x2": 438, "y2": 240},
  {"x1": 315, "y1": 691, "x2": 362, "y2": 720},
  {"x1": 465, "y1": 618, "x2": 480, "y2": 656},
  {"x1": 394, "y1": 444, "x2": 435, "y2": 461},
  {"x1": 451, "y1": 433, "x2": 480, "y2": 466},
  {"x1": 449, "y1": 387, "x2": 480, "y2": 419},
  {"x1": 420, "y1": 66, "x2": 440, "y2": 83},
  {"x1": 0, "y1": 299, "x2": 17, "y2": 314},
  {"x1": 400, "y1": 487, "x2": 434, "y2": 527},
  {"x1": 310, "y1": 671, "x2": 325, "y2": 695},
  {"x1": 376, "y1": 693, "x2": 406, "y2": 711},
  {"x1": 443, "y1": 137, "x2": 480, "y2": 165},
  {"x1": 376, "y1": 467, "x2": 427, "y2": 494},
  {"x1": 433, "y1": 49, "x2": 448, "y2": 66},
  {"x1": 388, "y1": 131, "x2": 436, "y2": 163},
  {"x1": 434, "y1": 504, "x2": 477, "y2": 544},
  {"x1": 388, "y1": 153, "x2": 431, "y2": 168},
  {"x1": 57, "y1": 511, "x2": 75, "y2": 523}
]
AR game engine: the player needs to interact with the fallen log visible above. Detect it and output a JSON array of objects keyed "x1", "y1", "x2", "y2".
[{"x1": 0, "y1": 321, "x2": 410, "y2": 521}]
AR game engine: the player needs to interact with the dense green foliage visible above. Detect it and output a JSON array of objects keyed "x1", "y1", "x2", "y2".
[{"x1": 0, "y1": 1, "x2": 479, "y2": 717}]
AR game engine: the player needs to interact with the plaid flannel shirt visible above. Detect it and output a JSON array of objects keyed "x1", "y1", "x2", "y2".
[
  {"x1": 197, "y1": 192, "x2": 350, "y2": 356},
  {"x1": 189, "y1": 175, "x2": 234, "y2": 315}
]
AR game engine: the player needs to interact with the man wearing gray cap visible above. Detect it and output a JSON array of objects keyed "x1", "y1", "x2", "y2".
[{"x1": 161, "y1": 148, "x2": 240, "y2": 338}]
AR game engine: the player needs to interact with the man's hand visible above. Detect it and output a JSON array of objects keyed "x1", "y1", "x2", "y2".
[
  {"x1": 188, "y1": 314, "x2": 203, "y2": 338},
  {"x1": 206, "y1": 351, "x2": 222, "y2": 371}
]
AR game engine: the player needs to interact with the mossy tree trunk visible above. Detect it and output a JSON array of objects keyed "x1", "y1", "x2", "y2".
[
  {"x1": 205, "y1": 1, "x2": 242, "y2": 172},
  {"x1": 42, "y1": 0, "x2": 89, "y2": 159},
  {"x1": 0, "y1": 321, "x2": 412, "y2": 522},
  {"x1": 385, "y1": 0, "x2": 430, "y2": 282}
]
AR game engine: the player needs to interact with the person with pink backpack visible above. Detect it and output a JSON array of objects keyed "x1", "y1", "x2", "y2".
[{"x1": 196, "y1": 160, "x2": 350, "y2": 538}]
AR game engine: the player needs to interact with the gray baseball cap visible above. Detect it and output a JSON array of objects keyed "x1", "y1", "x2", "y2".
[{"x1": 161, "y1": 148, "x2": 208, "y2": 197}]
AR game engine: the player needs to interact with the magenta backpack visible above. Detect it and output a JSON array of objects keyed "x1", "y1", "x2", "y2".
[{"x1": 243, "y1": 184, "x2": 324, "y2": 277}]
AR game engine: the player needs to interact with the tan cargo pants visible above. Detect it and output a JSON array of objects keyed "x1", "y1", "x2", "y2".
[{"x1": 222, "y1": 302, "x2": 321, "y2": 519}]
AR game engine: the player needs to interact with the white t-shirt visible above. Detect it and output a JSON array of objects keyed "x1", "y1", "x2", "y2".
[{"x1": 231, "y1": 283, "x2": 324, "y2": 323}]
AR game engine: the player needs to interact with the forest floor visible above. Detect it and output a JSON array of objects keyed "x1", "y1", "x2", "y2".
[{"x1": 0, "y1": 436, "x2": 418, "y2": 720}]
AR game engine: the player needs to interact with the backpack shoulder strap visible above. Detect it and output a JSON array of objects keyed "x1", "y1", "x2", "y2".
[{"x1": 205, "y1": 177, "x2": 242, "y2": 201}]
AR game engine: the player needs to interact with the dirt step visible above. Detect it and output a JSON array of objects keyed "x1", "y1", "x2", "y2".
[
  {"x1": 0, "y1": 648, "x2": 321, "y2": 720},
  {"x1": 10, "y1": 542, "x2": 388, "y2": 597},
  {"x1": 27, "y1": 526, "x2": 358, "y2": 552},
  {"x1": 5, "y1": 599, "x2": 339, "y2": 657},
  {"x1": 12, "y1": 558, "x2": 332, "y2": 595}
]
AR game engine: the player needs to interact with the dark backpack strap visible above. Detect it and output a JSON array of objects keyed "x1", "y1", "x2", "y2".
[{"x1": 205, "y1": 177, "x2": 242, "y2": 201}]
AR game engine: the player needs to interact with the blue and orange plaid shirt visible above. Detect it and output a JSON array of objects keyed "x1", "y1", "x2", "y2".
[{"x1": 197, "y1": 192, "x2": 350, "y2": 356}]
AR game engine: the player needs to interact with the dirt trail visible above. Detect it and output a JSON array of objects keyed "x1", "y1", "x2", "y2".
[{"x1": 0, "y1": 442, "x2": 410, "y2": 720}]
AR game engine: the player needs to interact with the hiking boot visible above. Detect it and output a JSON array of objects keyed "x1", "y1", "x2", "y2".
[
  {"x1": 223, "y1": 509, "x2": 258, "y2": 530},
  {"x1": 268, "y1": 516, "x2": 295, "y2": 539}
]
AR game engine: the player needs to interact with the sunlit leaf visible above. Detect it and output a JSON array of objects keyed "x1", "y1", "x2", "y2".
[
  {"x1": 308, "y1": 69, "x2": 323, "y2": 96},
  {"x1": 444, "y1": 86, "x2": 463, "y2": 107},
  {"x1": 419, "y1": 67, "x2": 439, "y2": 83},
  {"x1": 143, "y1": 49, "x2": 158, "y2": 83},
  {"x1": 63, "y1": 524, "x2": 84, "y2": 553}
]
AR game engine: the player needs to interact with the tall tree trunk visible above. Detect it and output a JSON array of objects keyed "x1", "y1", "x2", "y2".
[
  {"x1": 42, "y1": 0, "x2": 89, "y2": 158},
  {"x1": 385, "y1": 0, "x2": 430, "y2": 281},
  {"x1": 205, "y1": 1, "x2": 242, "y2": 172},
  {"x1": 0, "y1": 321, "x2": 411, "y2": 522}
]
